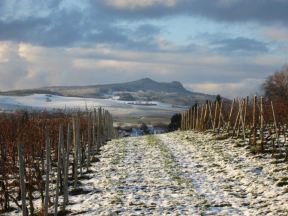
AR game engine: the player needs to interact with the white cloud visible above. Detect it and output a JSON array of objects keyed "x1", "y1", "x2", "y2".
[
  {"x1": 185, "y1": 78, "x2": 264, "y2": 99},
  {"x1": 0, "y1": 41, "x2": 282, "y2": 98},
  {"x1": 0, "y1": 42, "x2": 31, "y2": 90},
  {"x1": 105, "y1": 0, "x2": 179, "y2": 9},
  {"x1": 0, "y1": 43, "x2": 11, "y2": 63},
  {"x1": 68, "y1": 44, "x2": 232, "y2": 66},
  {"x1": 73, "y1": 58, "x2": 173, "y2": 75},
  {"x1": 2, "y1": 42, "x2": 231, "y2": 90},
  {"x1": 264, "y1": 26, "x2": 288, "y2": 41},
  {"x1": 248, "y1": 54, "x2": 287, "y2": 66}
]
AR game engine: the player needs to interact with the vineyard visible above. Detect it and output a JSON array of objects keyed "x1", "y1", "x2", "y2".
[
  {"x1": 0, "y1": 108, "x2": 114, "y2": 215},
  {"x1": 181, "y1": 96, "x2": 288, "y2": 157},
  {"x1": 2, "y1": 96, "x2": 288, "y2": 215}
]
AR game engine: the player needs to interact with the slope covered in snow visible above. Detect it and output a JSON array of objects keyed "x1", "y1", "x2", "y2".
[{"x1": 0, "y1": 94, "x2": 184, "y2": 122}]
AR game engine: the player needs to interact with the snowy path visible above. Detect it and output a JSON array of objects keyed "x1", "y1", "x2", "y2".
[
  {"x1": 159, "y1": 131, "x2": 288, "y2": 215},
  {"x1": 67, "y1": 131, "x2": 288, "y2": 215}
]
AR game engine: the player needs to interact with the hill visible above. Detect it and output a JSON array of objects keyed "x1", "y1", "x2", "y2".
[{"x1": 0, "y1": 78, "x2": 216, "y2": 106}]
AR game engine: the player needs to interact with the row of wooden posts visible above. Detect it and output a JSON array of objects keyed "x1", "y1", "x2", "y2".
[
  {"x1": 181, "y1": 96, "x2": 288, "y2": 156},
  {"x1": 1, "y1": 107, "x2": 115, "y2": 215}
]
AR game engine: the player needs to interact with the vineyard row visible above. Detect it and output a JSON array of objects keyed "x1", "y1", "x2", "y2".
[
  {"x1": 181, "y1": 96, "x2": 288, "y2": 158},
  {"x1": 0, "y1": 108, "x2": 115, "y2": 215}
]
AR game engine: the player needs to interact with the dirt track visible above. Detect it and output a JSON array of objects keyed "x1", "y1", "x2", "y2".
[{"x1": 66, "y1": 131, "x2": 288, "y2": 216}]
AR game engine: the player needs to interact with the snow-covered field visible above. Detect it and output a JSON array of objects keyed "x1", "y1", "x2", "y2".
[
  {"x1": 7, "y1": 130, "x2": 287, "y2": 215},
  {"x1": 0, "y1": 94, "x2": 184, "y2": 119}
]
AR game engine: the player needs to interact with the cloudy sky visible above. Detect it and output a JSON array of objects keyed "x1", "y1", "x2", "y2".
[{"x1": 0, "y1": 0, "x2": 287, "y2": 98}]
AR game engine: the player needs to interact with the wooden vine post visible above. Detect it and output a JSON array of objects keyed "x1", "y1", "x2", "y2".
[
  {"x1": 193, "y1": 107, "x2": 196, "y2": 130},
  {"x1": 189, "y1": 108, "x2": 193, "y2": 130},
  {"x1": 203, "y1": 104, "x2": 208, "y2": 131},
  {"x1": 97, "y1": 108, "x2": 102, "y2": 150},
  {"x1": 54, "y1": 125, "x2": 63, "y2": 216},
  {"x1": 238, "y1": 99, "x2": 246, "y2": 140},
  {"x1": 213, "y1": 101, "x2": 218, "y2": 132},
  {"x1": 186, "y1": 109, "x2": 189, "y2": 130},
  {"x1": 18, "y1": 143, "x2": 27, "y2": 216},
  {"x1": 200, "y1": 105, "x2": 204, "y2": 130},
  {"x1": 186, "y1": 110, "x2": 189, "y2": 130},
  {"x1": 181, "y1": 112, "x2": 184, "y2": 130},
  {"x1": 92, "y1": 109, "x2": 96, "y2": 145},
  {"x1": 198, "y1": 106, "x2": 202, "y2": 131},
  {"x1": 271, "y1": 101, "x2": 279, "y2": 142},
  {"x1": 73, "y1": 116, "x2": 79, "y2": 188},
  {"x1": 63, "y1": 124, "x2": 70, "y2": 211},
  {"x1": 226, "y1": 99, "x2": 235, "y2": 133},
  {"x1": 252, "y1": 96, "x2": 257, "y2": 147},
  {"x1": 217, "y1": 101, "x2": 223, "y2": 133},
  {"x1": 243, "y1": 97, "x2": 248, "y2": 130},
  {"x1": 44, "y1": 131, "x2": 51, "y2": 216},
  {"x1": 87, "y1": 112, "x2": 92, "y2": 170},
  {"x1": 232, "y1": 107, "x2": 240, "y2": 137},
  {"x1": 208, "y1": 102, "x2": 214, "y2": 130},
  {"x1": 196, "y1": 106, "x2": 199, "y2": 131}
]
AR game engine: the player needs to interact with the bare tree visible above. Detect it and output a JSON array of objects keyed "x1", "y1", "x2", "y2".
[{"x1": 263, "y1": 65, "x2": 288, "y2": 101}]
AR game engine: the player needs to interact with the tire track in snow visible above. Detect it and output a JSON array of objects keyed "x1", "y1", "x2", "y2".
[
  {"x1": 109, "y1": 136, "x2": 205, "y2": 215},
  {"x1": 67, "y1": 136, "x2": 199, "y2": 215}
]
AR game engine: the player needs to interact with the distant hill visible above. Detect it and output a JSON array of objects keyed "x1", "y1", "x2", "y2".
[{"x1": 0, "y1": 78, "x2": 216, "y2": 106}]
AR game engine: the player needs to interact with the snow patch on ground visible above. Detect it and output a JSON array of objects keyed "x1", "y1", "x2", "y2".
[
  {"x1": 6, "y1": 131, "x2": 288, "y2": 215},
  {"x1": 159, "y1": 131, "x2": 288, "y2": 215},
  {"x1": 67, "y1": 131, "x2": 288, "y2": 215}
]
